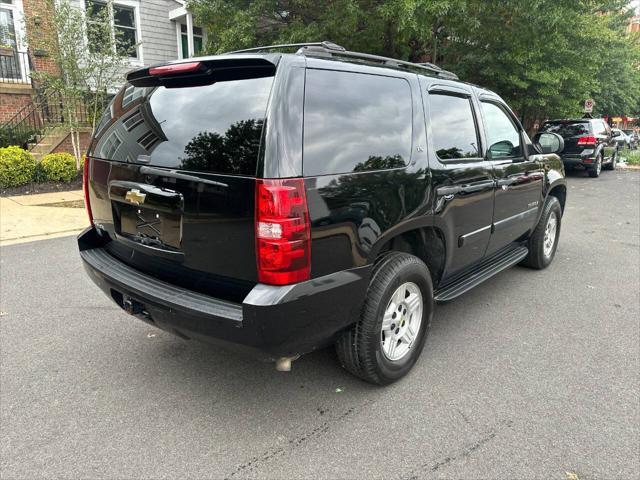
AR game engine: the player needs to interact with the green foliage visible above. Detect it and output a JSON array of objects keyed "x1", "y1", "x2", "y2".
[
  {"x1": 622, "y1": 148, "x2": 640, "y2": 165},
  {"x1": 0, "y1": 126, "x2": 40, "y2": 149},
  {"x1": 30, "y1": 0, "x2": 129, "y2": 161},
  {"x1": 0, "y1": 146, "x2": 36, "y2": 188},
  {"x1": 188, "y1": 0, "x2": 640, "y2": 126},
  {"x1": 38, "y1": 153, "x2": 79, "y2": 182}
]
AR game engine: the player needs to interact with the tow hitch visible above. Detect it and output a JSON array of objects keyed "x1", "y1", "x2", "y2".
[{"x1": 123, "y1": 296, "x2": 145, "y2": 316}]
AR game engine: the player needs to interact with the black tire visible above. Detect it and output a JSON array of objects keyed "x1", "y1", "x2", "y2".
[
  {"x1": 588, "y1": 154, "x2": 602, "y2": 177},
  {"x1": 520, "y1": 196, "x2": 562, "y2": 269},
  {"x1": 604, "y1": 150, "x2": 617, "y2": 170},
  {"x1": 335, "y1": 252, "x2": 433, "y2": 385}
]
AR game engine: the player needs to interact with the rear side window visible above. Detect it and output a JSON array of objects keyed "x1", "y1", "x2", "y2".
[
  {"x1": 428, "y1": 94, "x2": 480, "y2": 160},
  {"x1": 303, "y1": 69, "x2": 412, "y2": 176},
  {"x1": 90, "y1": 75, "x2": 274, "y2": 176},
  {"x1": 541, "y1": 121, "x2": 591, "y2": 137},
  {"x1": 593, "y1": 120, "x2": 609, "y2": 135}
]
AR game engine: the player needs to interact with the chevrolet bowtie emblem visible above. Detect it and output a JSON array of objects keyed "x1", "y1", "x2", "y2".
[{"x1": 125, "y1": 189, "x2": 146, "y2": 205}]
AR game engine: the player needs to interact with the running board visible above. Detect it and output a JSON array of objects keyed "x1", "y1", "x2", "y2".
[{"x1": 434, "y1": 246, "x2": 529, "y2": 303}]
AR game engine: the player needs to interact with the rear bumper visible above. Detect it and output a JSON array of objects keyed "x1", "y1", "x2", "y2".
[
  {"x1": 78, "y1": 227, "x2": 370, "y2": 360},
  {"x1": 560, "y1": 153, "x2": 596, "y2": 168}
]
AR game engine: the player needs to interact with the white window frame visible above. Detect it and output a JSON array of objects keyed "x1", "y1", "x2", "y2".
[
  {"x1": 82, "y1": 0, "x2": 143, "y2": 66},
  {"x1": 0, "y1": 0, "x2": 30, "y2": 83},
  {"x1": 176, "y1": 20, "x2": 205, "y2": 59}
]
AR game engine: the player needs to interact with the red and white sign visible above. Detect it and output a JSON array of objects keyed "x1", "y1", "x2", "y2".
[{"x1": 584, "y1": 99, "x2": 594, "y2": 113}]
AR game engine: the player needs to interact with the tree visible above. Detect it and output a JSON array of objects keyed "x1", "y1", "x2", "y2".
[
  {"x1": 28, "y1": 0, "x2": 129, "y2": 166},
  {"x1": 188, "y1": 0, "x2": 640, "y2": 127}
]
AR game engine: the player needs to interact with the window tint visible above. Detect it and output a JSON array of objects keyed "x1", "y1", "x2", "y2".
[
  {"x1": 481, "y1": 102, "x2": 521, "y2": 159},
  {"x1": 428, "y1": 94, "x2": 480, "y2": 160},
  {"x1": 541, "y1": 121, "x2": 591, "y2": 137},
  {"x1": 303, "y1": 70, "x2": 412, "y2": 176},
  {"x1": 90, "y1": 75, "x2": 274, "y2": 176}
]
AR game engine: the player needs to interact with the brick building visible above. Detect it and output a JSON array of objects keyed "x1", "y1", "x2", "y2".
[{"x1": 0, "y1": 0, "x2": 58, "y2": 123}]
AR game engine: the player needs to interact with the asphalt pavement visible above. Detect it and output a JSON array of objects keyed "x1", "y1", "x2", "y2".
[{"x1": 1, "y1": 169, "x2": 639, "y2": 479}]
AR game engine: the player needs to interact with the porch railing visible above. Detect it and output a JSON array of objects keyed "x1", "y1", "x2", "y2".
[
  {"x1": 0, "y1": 50, "x2": 31, "y2": 85},
  {"x1": 0, "y1": 91, "x2": 91, "y2": 149}
]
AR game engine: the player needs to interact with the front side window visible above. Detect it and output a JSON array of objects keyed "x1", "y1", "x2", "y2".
[
  {"x1": 85, "y1": 0, "x2": 139, "y2": 59},
  {"x1": 428, "y1": 94, "x2": 480, "y2": 160},
  {"x1": 481, "y1": 101, "x2": 521, "y2": 159},
  {"x1": 303, "y1": 69, "x2": 412, "y2": 176}
]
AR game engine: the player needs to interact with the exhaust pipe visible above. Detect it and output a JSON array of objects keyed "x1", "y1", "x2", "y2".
[{"x1": 275, "y1": 356, "x2": 299, "y2": 372}]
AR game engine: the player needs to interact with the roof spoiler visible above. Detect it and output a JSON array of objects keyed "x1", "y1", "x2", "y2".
[{"x1": 126, "y1": 56, "x2": 278, "y2": 88}]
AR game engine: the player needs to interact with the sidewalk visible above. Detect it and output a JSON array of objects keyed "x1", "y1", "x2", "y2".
[{"x1": 0, "y1": 190, "x2": 89, "y2": 246}]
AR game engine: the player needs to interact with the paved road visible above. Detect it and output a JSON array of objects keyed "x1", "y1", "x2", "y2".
[{"x1": 2, "y1": 170, "x2": 639, "y2": 479}]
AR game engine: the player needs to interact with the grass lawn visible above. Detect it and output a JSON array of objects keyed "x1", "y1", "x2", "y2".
[{"x1": 620, "y1": 148, "x2": 640, "y2": 165}]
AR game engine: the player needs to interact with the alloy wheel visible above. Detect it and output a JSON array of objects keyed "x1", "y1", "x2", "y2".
[
  {"x1": 381, "y1": 282, "x2": 423, "y2": 361},
  {"x1": 543, "y1": 211, "x2": 558, "y2": 258}
]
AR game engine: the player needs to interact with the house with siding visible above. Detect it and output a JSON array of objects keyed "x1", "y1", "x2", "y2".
[{"x1": 0, "y1": 0, "x2": 204, "y2": 156}]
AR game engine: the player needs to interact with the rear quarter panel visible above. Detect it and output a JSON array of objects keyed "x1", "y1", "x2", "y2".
[{"x1": 302, "y1": 63, "x2": 431, "y2": 278}]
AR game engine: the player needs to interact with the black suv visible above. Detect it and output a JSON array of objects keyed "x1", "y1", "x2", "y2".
[
  {"x1": 539, "y1": 118, "x2": 619, "y2": 177},
  {"x1": 78, "y1": 42, "x2": 567, "y2": 384}
]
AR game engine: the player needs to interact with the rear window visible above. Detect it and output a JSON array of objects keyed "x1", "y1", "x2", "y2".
[
  {"x1": 303, "y1": 69, "x2": 412, "y2": 176},
  {"x1": 90, "y1": 75, "x2": 274, "y2": 176},
  {"x1": 541, "y1": 121, "x2": 591, "y2": 137}
]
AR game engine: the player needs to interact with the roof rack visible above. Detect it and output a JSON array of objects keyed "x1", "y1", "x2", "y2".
[
  {"x1": 226, "y1": 41, "x2": 345, "y2": 55},
  {"x1": 225, "y1": 41, "x2": 458, "y2": 80}
]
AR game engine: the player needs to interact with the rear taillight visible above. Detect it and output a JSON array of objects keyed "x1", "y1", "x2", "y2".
[
  {"x1": 83, "y1": 156, "x2": 93, "y2": 226},
  {"x1": 255, "y1": 178, "x2": 310, "y2": 285},
  {"x1": 577, "y1": 136, "x2": 597, "y2": 146}
]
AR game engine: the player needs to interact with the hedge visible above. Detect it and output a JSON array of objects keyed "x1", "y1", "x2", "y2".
[
  {"x1": 0, "y1": 146, "x2": 36, "y2": 188},
  {"x1": 38, "y1": 153, "x2": 79, "y2": 182}
]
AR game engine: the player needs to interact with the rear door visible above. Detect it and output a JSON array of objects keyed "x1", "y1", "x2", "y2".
[
  {"x1": 593, "y1": 119, "x2": 616, "y2": 160},
  {"x1": 422, "y1": 80, "x2": 495, "y2": 277},
  {"x1": 86, "y1": 58, "x2": 278, "y2": 299},
  {"x1": 478, "y1": 96, "x2": 543, "y2": 255}
]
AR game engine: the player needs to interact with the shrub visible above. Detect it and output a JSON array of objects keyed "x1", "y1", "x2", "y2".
[
  {"x1": 39, "y1": 153, "x2": 79, "y2": 182},
  {"x1": 624, "y1": 149, "x2": 640, "y2": 166},
  {"x1": 0, "y1": 146, "x2": 36, "y2": 188}
]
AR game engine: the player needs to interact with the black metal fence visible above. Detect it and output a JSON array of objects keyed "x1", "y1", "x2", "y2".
[{"x1": 0, "y1": 51, "x2": 31, "y2": 85}]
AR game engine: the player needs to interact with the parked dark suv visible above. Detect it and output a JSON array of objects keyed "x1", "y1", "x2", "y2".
[
  {"x1": 539, "y1": 118, "x2": 619, "y2": 177},
  {"x1": 78, "y1": 42, "x2": 567, "y2": 384}
]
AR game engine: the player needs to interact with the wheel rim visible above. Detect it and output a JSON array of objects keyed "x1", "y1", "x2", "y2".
[
  {"x1": 381, "y1": 282, "x2": 423, "y2": 361},
  {"x1": 543, "y1": 212, "x2": 558, "y2": 258}
]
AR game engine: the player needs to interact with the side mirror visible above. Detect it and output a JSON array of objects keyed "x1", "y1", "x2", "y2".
[
  {"x1": 611, "y1": 130, "x2": 621, "y2": 138},
  {"x1": 533, "y1": 132, "x2": 564, "y2": 154}
]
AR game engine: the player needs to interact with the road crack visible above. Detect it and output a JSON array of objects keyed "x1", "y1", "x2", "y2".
[
  {"x1": 225, "y1": 399, "x2": 373, "y2": 479},
  {"x1": 402, "y1": 419, "x2": 514, "y2": 479}
]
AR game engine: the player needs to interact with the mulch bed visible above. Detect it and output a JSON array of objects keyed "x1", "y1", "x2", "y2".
[{"x1": 0, "y1": 178, "x2": 83, "y2": 197}]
